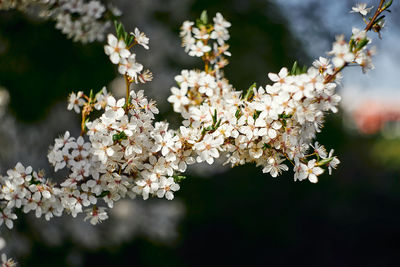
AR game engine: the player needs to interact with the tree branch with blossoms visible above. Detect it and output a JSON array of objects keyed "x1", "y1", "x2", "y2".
[{"x1": 0, "y1": 0, "x2": 393, "y2": 248}]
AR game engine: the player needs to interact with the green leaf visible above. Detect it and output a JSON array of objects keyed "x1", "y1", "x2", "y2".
[
  {"x1": 114, "y1": 20, "x2": 125, "y2": 40},
  {"x1": 200, "y1": 10, "x2": 208, "y2": 25},
  {"x1": 290, "y1": 61, "x2": 298, "y2": 75},
  {"x1": 235, "y1": 108, "x2": 242, "y2": 119},
  {"x1": 383, "y1": 0, "x2": 393, "y2": 11},
  {"x1": 113, "y1": 20, "x2": 119, "y2": 33},
  {"x1": 195, "y1": 18, "x2": 203, "y2": 28},
  {"x1": 244, "y1": 82, "x2": 256, "y2": 101},
  {"x1": 290, "y1": 61, "x2": 307, "y2": 75},
  {"x1": 89, "y1": 89, "x2": 94, "y2": 101},
  {"x1": 374, "y1": 15, "x2": 385, "y2": 24},
  {"x1": 279, "y1": 114, "x2": 292, "y2": 119},
  {"x1": 355, "y1": 37, "x2": 369, "y2": 51},
  {"x1": 349, "y1": 38, "x2": 355, "y2": 51},
  {"x1": 253, "y1": 110, "x2": 261, "y2": 120},
  {"x1": 173, "y1": 175, "x2": 187, "y2": 182},
  {"x1": 98, "y1": 191, "x2": 110, "y2": 198},
  {"x1": 212, "y1": 109, "x2": 217, "y2": 125},
  {"x1": 262, "y1": 143, "x2": 271, "y2": 150},
  {"x1": 112, "y1": 131, "x2": 128, "y2": 142},
  {"x1": 29, "y1": 179, "x2": 41, "y2": 185},
  {"x1": 215, "y1": 119, "x2": 221, "y2": 129},
  {"x1": 127, "y1": 35, "x2": 135, "y2": 46},
  {"x1": 316, "y1": 157, "x2": 334, "y2": 166}
]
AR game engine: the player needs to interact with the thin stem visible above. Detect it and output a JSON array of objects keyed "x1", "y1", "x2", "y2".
[
  {"x1": 128, "y1": 40, "x2": 137, "y2": 50},
  {"x1": 124, "y1": 74, "x2": 131, "y2": 111},
  {"x1": 324, "y1": 63, "x2": 347, "y2": 84},
  {"x1": 365, "y1": 0, "x2": 385, "y2": 31},
  {"x1": 323, "y1": 0, "x2": 385, "y2": 84},
  {"x1": 80, "y1": 110, "x2": 86, "y2": 136}
]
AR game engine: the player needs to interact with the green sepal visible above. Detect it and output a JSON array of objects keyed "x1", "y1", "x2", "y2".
[
  {"x1": 112, "y1": 131, "x2": 128, "y2": 142},
  {"x1": 98, "y1": 191, "x2": 110, "y2": 198},
  {"x1": 29, "y1": 179, "x2": 41, "y2": 185},
  {"x1": 235, "y1": 108, "x2": 242, "y2": 119},
  {"x1": 290, "y1": 61, "x2": 308, "y2": 75},
  {"x1": 253, "y1": 110, "x2": 261, "y2": 120},
  {"x1": 173, "y1": 175, "x2": 186, "y2": 183}
]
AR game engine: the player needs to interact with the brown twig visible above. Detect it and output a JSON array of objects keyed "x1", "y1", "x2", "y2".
[
  {"x1": 365, "y1": 0, "x2": 386, "y2": 31},
  {"x1": 323, "y1": 0, "x2": 386, "y2": 84}
]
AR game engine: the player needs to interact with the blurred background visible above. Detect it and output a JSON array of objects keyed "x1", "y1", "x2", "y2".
[{"x1": 1, "y1": 0, "x2": 400, "y2": 266}]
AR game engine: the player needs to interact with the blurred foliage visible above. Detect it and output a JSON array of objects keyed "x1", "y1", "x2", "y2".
[{"x1": 0, "y1": 11, "x2": 114, "y2": 121}]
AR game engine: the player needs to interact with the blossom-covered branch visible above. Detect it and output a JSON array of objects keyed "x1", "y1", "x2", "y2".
[{"x1": 0, "y1": 1, "x2": 393, "y2": 234}]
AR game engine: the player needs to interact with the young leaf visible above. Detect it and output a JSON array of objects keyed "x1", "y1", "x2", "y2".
[
  {"x1": 244, "y1": 83, "x2": 256, "y2": 101},
  {"x1": 290, "y1": 61, "x2": 298, "y2": 75},
  {"x1": 200, "y1": 10, "x2": 208, "y2": 25}
]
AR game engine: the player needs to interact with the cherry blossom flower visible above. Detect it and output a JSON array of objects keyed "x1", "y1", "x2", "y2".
[
  {"x1": 351, "y1": 3, "x2": 373, "y2": 16},
  {"x1": 189, "y1": 41, "x2": 211, "y2": 57},
  {"x1": 131, "y1": 28, "x2": 149, "y2": 49},
  {"x1": 104, "y1": 34, "x2": 130, "y2": 64}
]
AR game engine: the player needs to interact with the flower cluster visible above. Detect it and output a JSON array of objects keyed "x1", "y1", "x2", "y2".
[
  {"x1": 0, "y1": 2, "x2": 391, "y2": 234},
  {"x1": 104, "y1": 31, "x2": 152, "y2": 83},
  {"x1": 168, "y1": 12, "x2": 344, "y2": 182},
  {"x1": 328, "y1": 28, "x2": 375, "y2": 73},
  {"x1": 180, "y1": 12, "x2": 231, "y2": 73},
  {"x1": 0, "y1": 0, "x2": 121, "y2": 43}
]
